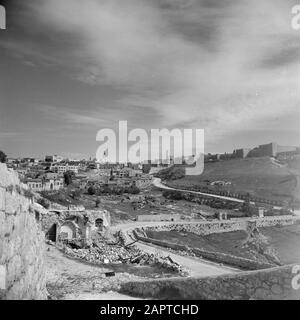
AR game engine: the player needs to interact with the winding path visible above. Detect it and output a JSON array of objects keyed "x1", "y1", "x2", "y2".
[
  {"x1": 110, "y1": 178, "x2": 300, "y2": 276},
  {"x1": 153, "y1": 178, "x2": 246, "y2": 203},
  {"x1": 153, "y1": 177, "x2": 300, "y2": 215},
  {"x1": 111, "y1": 221, "x2": 238, "y2": 277}
]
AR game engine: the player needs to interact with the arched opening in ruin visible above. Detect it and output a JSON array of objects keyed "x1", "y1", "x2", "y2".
[
  {"x1": 35, "y1": 210, "x2": 40, "y2": 222},
  {"x1": 95, "y1": 218, "x2": 103, "y2": 231},
  {"x1": 50, "y1": 183, "x2": 54, "y2": 190},
  {"x1": 218, "y1": 212, "x2": 228, "y2": 221},
  {"x1": 60, "y1": 221, "x2": 76, "y2": 240},
  {"x1": 46, "y1": 223, "x2": 57, "y2": 242}
]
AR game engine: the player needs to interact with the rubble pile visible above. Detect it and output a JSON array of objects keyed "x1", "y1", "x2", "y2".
[
  {"x1": 62, "y1": 240, "x2": 187, "y2": 275},
  {"x1": 63, "y1": 242, "x2": 141, "y2": 264},
  {"x1": 140, "y1": 253, "x2": 187, "y2": 275},
  {"x1": 123, "y1": 194, "x2": 163, "y2": 210}
]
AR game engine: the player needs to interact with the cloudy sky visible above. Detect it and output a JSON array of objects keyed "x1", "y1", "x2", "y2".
[{"x1": 0, "y1": 0, "x2": 300, "y2": 159}]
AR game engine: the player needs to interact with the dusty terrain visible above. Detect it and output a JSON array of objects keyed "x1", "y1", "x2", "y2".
[
  {"x1": 45, "y1": 244, "x2": 138, "y2": 299},
  {"x1": 45, "y1": 244, "x2": 179, "y2": 300}
]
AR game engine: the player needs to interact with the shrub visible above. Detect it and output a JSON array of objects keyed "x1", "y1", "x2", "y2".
[
  {"x1": 37, "y1": 198, "x2": 50, "y2": 209},
  {"x1": 126, "y1": 186, "x2": 140, "y2": 194},
  {"x1": 69, "y1": 189, "x2": 81, "y2": 200},
  {"x1": 95, "y1": 199, "x2": 101, "y2": 208},
  {"x1": 87, "y1": 186, "x2": 96, "y2": 195},
  {"x1": 162, "y1": 190, "x2": 184, "y2": 200},
  {"x1": 64, "y1": 171, "x2": 75, "y2": 186},
  {"x1": 0, "y1": 150, "x2": 7, "y2": 163},
  {"x1": 6, "y1": 184, "x2": 14, "y2": 193},
  {"x1": 23, "y1": 188, "x2": 34, "y2": 199}
]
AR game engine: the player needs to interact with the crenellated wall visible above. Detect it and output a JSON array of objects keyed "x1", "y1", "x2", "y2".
[{"x1": 0, "y1": 164, "x2": 47, "y2": 300}]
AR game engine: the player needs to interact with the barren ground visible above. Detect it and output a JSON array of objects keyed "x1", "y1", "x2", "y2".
[{"x1": 45, "y1": 244, "x2": 176, "y2": 300}]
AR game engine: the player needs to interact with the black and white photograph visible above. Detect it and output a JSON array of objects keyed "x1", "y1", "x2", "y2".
[{"x1": 0, "y1": 0, "x2": 300, "y2": 307}]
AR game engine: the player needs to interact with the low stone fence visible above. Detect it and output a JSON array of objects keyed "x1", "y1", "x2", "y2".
[
  {"x1": 191, "y1": 248, "x2": 275, "y2": 270},
  {"x1": 138, "y1": 215, "x2": 299, "y2": 237},
  {"x1": 133, "y1": 229, "x2": 275, "y2": 270},
  {"x1": 133, "y1": 229, "x2": 188, "y2": 251},
  {"x1": 254, "y1": 215, "x2": 299, "y2": 227},
  {"x1": 120, "y1": 264, "x2": 300, "y2": 300},
  {"x1": 144, "y1": 220, "x2": 248, "y2": 236}
]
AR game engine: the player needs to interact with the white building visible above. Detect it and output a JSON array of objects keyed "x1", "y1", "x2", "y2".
[
  {"x1": 26, "y1": 177, "x2": 64, "y2": 191},
  {"x1": 45, "y1": 155, "x2": 64, "y2": 163},
  {"x1": 53, "y1": 162, "x2": 79, "y2": 174}
]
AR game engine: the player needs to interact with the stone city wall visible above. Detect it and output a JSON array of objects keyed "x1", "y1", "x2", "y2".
[{"x1": 0, "y1": 164, "x2": 47, "y2": 300}]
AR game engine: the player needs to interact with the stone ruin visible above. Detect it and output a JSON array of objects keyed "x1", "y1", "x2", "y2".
[{"x1": 37, "y1": 204, "x2": 111, "y2": 245}]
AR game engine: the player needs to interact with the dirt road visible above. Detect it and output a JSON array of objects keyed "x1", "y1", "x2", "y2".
[
  {"x1": 153, "y1": 178, "x2": 284, "y2": 209},
  {"x1": 45, "y1": 217, "x2": 238, "y2": 300},
  {"x1": 111, "y1": 222, "x2": 238, "y2": 277}
]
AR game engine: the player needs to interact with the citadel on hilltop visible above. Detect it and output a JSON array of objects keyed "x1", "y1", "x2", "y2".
[{"x1": 205, "y1": 142, "x2": 300, "y2": 162}]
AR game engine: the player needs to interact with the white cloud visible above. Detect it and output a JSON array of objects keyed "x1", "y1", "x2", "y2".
[{"x1": 21, "y1": 0, "x2": 300, "y2": 143}]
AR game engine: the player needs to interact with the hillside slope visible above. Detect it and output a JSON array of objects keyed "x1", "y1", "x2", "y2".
[{"x1": 158, "y1": 157, "x2": 300, "y2": 204}]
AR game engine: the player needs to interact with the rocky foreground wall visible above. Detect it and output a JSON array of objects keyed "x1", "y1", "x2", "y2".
[
  {"x1": 0, "y1": 164, "x2": 47, "y2": 300},
  {"x1": 120, "y1": 264, "x2": 300, "y2": 300}
]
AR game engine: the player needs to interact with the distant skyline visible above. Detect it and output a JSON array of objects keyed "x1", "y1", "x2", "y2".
[
  {"x1": 1, "y1": 0, "x2": 300, "y2": 159},
  {"x1": 4, "y1": 139, "x2": 299, "y2": 161}
]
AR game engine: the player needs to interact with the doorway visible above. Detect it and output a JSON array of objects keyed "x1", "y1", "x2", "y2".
[{"x1": 46, "y1": 223, "x2": 57, "y2": 242}]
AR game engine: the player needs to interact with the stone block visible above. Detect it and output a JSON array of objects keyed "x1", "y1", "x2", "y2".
[{"x1": 0, "y1": 187, "x2": 5, "y2": 211}]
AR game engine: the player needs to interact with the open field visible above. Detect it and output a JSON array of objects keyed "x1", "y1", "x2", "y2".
[
  {"x1": 146, "y1": 221, "x2": 300, "y2": 266},
  {"x1": 145, "y1": 229, "x2": 274, "y2": 264}
]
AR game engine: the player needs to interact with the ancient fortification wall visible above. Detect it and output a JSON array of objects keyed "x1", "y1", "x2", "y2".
[
  {"x1": 0, "y1": 164, "x2": 47, "y2": 300},
  {"x1": 121, "y1": 264, "x2": 300, "y2": 300}
]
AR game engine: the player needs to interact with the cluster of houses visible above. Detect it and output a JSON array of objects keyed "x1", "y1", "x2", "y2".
[
  {"x1": 6, "y1": 154, "x2": 152, "y2": 192},
  {"x1": 79, "y1": 166, "x2": 152, "y2": 191},
  {"x1": 26, "y1": 176, "x2": 64, "y2": 192}
]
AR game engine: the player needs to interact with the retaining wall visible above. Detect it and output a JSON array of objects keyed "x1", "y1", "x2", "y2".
[
  {"x1": 141, "y1": 215, "x2": 299, "y2": 236},
  {"x1": 143, "y1": 220, "x2": 248, "y2": 236},
  {"x1": 120, "y1": 264, "x2": 300, "y2": 300}
]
